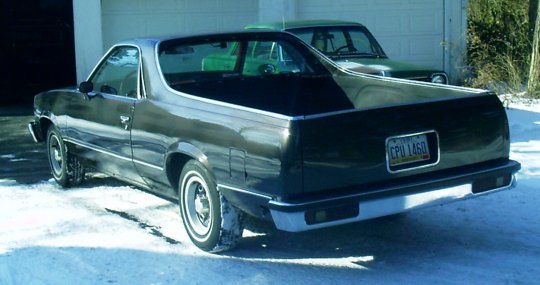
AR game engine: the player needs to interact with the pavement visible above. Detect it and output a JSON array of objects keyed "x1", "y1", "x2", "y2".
[{"x1": 0, "y1": 111, "x2": 51, "y2": 184}]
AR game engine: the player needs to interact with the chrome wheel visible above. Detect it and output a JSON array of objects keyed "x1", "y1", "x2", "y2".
[
  {"x1": 48, "y1": 133, "x2": 64, "y2": 178},
  {"x1": 178, "y1": 160, "x2": 244, "y2": 252},
  {"x1": 46, "y1": 126, "x2": 85, "y2": 187},
  {"x1": 182, "y1": 170, "x2": 213, "y2": 239}
]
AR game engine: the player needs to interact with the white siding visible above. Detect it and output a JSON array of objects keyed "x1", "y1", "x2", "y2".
[{"x1": 101, "y1": 0, "x2": 259, "y2": 50}]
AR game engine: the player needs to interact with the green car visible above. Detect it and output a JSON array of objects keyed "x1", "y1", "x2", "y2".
[{"x1": 245, "y1": 20, "x2": 448, "y2": 84}]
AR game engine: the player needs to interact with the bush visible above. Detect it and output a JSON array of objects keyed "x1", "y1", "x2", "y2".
[{"x1": 467, "y1": 0, "x2": 531, "y2": 95}]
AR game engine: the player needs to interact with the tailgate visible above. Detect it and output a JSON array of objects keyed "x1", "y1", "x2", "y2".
[{"x1": 299, "y1": 94, "x2": 509, "y2": 194}]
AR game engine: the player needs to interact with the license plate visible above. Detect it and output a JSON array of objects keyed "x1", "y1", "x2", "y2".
[{"x1": 387, "y1": 134, "x2": 430, "y2": 167}]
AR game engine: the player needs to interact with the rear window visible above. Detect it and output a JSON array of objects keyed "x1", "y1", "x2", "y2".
[
  {"x1": 158, "y1": 39, "x2": 315, "y2": 84},
  {"x1": 156, "y1": 36, "x2": 354, "y2": 116}
]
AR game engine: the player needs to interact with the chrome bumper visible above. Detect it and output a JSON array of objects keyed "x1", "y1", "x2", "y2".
[{"x1": 269, "y1": 160, "x2": 520, "y2": 232}]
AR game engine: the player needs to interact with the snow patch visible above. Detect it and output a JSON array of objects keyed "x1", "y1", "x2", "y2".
[{"x1": 0, "y1": 154, "x2": 15, "y2": 159}]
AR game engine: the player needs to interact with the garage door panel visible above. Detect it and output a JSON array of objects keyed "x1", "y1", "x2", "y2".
[
  {"x1": 407, "y1": 0, "x2": 441, "y2": 8},
  {"x1": 184, "y1": 0, "x2": 220, "y2": 11},
  {"x1": 373, "y1": 13, "x2": 402, "y2": 35},
  {"x1": 103, "y1": 0, "x2": 141, "y2": 12},
  {"x1": 408, "y1": 12, "x2": 443, "y2": 35},
  {"x1": 144, "y1": 15, "x2": 183, "y2": 36},
  {"x1": 183, "y1": 14, "x2": 219, "y2": 33},
  {"x1": 409, "y1": 37, "x2": 441, "y2": 57},
  {"x1": 102, "y1": 0, "x2": 257, "y2": 50},
  {"x1": 143, "y1": 0, "x2": 180, "y2": 11},
  {"x1": 221, "y1": 13, "x2": 259, "y2": 30},
  {"x1": 223, "y1": 0, "x2": 258, "y2": 11},
  {"x1": 372, "y1": 0, "x2": 403, "y2": 7}
]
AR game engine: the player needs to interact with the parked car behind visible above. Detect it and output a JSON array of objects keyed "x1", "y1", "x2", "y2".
[
  {"x1": 246, "y1": 20, "x2": 449, "y2": 84},
  {"x1": 29, "y1": 30, "x2": 519, "y2": 252}
]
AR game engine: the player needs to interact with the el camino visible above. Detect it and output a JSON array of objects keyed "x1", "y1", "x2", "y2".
[{"x1": 28, "y1": 30, "x2": 520, "y2": 252}]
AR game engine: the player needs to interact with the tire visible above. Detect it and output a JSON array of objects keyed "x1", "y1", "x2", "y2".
[
  {"x1": 46, "y1": 126, "x2": 85, "y2": 187},
  {"x1": 179, "y1": 160, "x2": 244, "y2": 252}
]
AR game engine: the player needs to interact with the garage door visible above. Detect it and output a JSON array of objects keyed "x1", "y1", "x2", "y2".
[
  {"x1": 296, "y1": 0, "x2": 444, "y2": 70},
  {"x1": 101, "y1": 0, "x2": 258, "y2": 50}
]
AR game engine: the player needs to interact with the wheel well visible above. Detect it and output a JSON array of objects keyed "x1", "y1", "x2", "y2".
[
  {"x1": 166, "y1": 152, "x2": 193, "y2": 194},
  {"x1": 39, "y1": 118, "x2": 53, "y2": 140}
]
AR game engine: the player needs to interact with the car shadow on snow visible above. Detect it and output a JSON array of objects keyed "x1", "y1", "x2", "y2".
[
  {"x1": 230, "y1": 195, "x2": 538, "y2": 273},
  {"x1": 234, "y1": 214, "x2": 451, "y2": 265}
]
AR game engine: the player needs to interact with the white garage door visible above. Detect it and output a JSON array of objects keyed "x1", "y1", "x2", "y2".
[
  {"x1": 101, "y1": 0, "x2": 258, "y2": 50},
  {"x1": 296, "y1": 0, "x2": 444, "y2": 70}
]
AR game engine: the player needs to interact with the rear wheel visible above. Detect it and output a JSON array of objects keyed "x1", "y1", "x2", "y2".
[
  {"x1": 46, "y1": 126, "x2": 85, "y2": 187},
  {"x1": 179, "y1": 160, "x2": 244, "y2": 252}
]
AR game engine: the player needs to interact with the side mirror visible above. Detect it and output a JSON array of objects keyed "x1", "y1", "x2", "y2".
[{"x1": 78, "y1": 81, "x2": 94, "y2": 94}]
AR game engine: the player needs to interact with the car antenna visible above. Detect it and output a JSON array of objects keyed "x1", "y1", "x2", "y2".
[{"x1": 282, "y1": 16, "x2": 285, "y2": 30}]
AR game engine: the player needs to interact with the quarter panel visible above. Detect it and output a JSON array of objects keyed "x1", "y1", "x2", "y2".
[{"x1": 130, "y1": 96, "x2": 297, "y2": 200}]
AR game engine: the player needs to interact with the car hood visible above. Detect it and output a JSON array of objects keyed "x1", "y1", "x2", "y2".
[{"x1": 334, "y1": 58, "x2": 442, "y2": 80}]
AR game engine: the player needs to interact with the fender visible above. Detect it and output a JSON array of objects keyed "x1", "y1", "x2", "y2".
[
  {"x1": 165, "y1": 141, "x2": 216, "y2": 186},
  {"x1": 31, "y1": 113, "x2": 55, "y2": 142},
  {"x1": 166, "y1": 142, "x2": 209, "y2": 166}
]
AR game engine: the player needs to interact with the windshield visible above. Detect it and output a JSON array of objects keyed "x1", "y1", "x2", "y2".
[{"x1": 287, "y1": 26, "x2": 386, "y2": 59}]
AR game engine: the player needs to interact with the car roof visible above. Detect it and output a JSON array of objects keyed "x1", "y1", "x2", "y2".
[{"x1": 245, "y1": 19, "x2": 365, "y2": 31}]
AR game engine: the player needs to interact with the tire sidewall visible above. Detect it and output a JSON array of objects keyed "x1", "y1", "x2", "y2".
[
  {"x1": 46, "y1": 126, "x2": 69, "y2": 186},
  {"x1": 179, "y1": 160, "x2": 222, "y2": 251}
]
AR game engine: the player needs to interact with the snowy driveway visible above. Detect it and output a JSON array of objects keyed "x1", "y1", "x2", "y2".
[{"x1": 1, "y1": 105, "x2": 539, "y2": 284}]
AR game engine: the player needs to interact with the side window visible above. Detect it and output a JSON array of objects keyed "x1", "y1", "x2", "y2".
[{"x1": 91, "y1": 46, "x2": 139, "y2": 98}]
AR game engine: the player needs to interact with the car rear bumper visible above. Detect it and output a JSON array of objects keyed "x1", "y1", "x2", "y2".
[{"x1": 268, "y1": 160, "x2": 521, "y2": 232}]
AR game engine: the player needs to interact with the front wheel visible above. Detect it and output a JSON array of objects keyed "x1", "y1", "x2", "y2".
[
  {"x1": 46, "y1": 126, "x2": 85, "y2": 187},
  {"x1": 179, "y1": 160, "x2": 244, "y2": 252}
]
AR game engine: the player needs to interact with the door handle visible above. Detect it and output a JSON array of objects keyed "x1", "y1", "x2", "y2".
[{"x1": 120, "y1": 115, "x2": 131, "y2": 129}]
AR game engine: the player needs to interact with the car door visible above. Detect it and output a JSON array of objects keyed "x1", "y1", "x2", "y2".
[{"x1": 65, "y1": 45, "x2": 144, "y2": 184}]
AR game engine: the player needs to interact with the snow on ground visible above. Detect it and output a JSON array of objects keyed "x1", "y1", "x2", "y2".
[{"x1": 1, "y1": 103, "x2": 539, "y2": 284}]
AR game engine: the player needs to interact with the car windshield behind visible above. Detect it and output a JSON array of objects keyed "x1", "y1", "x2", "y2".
[{"x1": 287, "y1": 26, "x2": 386, "y2": 59}]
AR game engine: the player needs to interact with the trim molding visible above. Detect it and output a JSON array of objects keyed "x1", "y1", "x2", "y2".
[{"x1": 64, "y1": 137, "x2": 164, "y2": 171}]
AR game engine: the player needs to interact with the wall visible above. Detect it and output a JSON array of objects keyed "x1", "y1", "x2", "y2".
[{"x1": 73, "y1": 0, "x2": 467, "y2": 84}]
